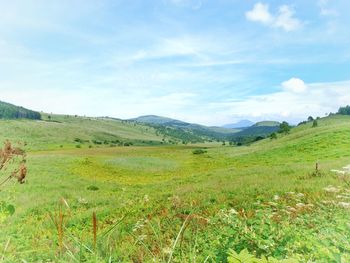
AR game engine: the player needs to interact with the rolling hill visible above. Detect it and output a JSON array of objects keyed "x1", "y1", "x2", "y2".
[
  {"x1": 2, "y1": 113, "x2": 350, "y2": 262},
  {"x1": 129, "y1": 115, "x2": 240, "y2": 142},
  {"x1": 0, "y1": 101, "x2": 41, "y2": 120},
  {"x1": 0, "y1": 113, "x2": 167, "y2": 150}
]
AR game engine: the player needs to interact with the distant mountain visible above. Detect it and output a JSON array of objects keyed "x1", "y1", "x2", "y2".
[
  {"x1": 229, "y1": 120, "x2": 280, "y2": 144},
  {"x1": 128, "y1": 115, "x2": 239, "y2": 142},
  {"x1": 222, "y1": 120, "x2": 254, "y2": 129},
  {"x1": 253, "y1": 121, "x2": 280, "y2": 127},
  {"x1": 0, "y1": 101, "x2": 41, "y2": 120},
  {"x1": 129, "y1": 115, "x2": 189, "y2": 126}
]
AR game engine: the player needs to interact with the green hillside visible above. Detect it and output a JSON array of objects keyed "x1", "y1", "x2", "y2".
[
  {"x1": 129, "y1": 115, "x2": 239, "y2": 142},
  {"x1": 229, "y1": 121, "x2": 280, "y2": 144},
  {"x1": 0, "y1": 113, "x2": 165, "y2": 150},
  {"x1": 1, "y1": 114, "x2": 350, "y2": 261},
  {"x1": 0, "y1": 101, "x2": 41, "y2": 120}
]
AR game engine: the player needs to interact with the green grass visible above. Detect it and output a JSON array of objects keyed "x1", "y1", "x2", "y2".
[
  {"x1": 1, "y1": 115, "x2": 350, "y2": 261},
  {"x1": 0, "y1": 114, "x2": 164, "y2": 151}
]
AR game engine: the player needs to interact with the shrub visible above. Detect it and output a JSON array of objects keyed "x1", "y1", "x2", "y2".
[
  {"x1": 87, "y1": 185, "x2": 99, "y2": 191},
  {"x1": 270, "y1": 132, "x2": 277, "y2": 140},
  {"x1": 192, "y1": 149, "x2": 207, "y2": 155}
]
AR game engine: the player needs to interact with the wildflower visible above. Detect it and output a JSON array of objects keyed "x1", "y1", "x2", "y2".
[
  {"x1": 229, "y1": 208, "x2": 238, "y2": 215},
  {"x1": 162, "y1": 247, "x2": 172, "y2": 254},
  {"x1": 296, "y1": 193, "x2": 305, "y2": 198},
  {"x1": 286, "y1": 206, "x2": 297, "y2": 212},
  {"x1": 78, "y1": 197, "x2": 88, "y2": 205},
  {"x1": 338, "y1": 202, "x2": 350, "y2": 209},
  {"x1": 273, "y1": 195, "x2": 280, "y2": 201},
  {"x1": 324, "y1": 185, "x2": 340, "y2": 193},
  {"x1": 296, "y1": 203, "x2": 306, "y2": 209}
]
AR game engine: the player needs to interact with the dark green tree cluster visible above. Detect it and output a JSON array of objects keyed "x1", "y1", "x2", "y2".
[
  {"x1": 337, "y1": 105, "x2": 350, "y2": 115},
  {"x1": 278, "y1": 121, "x2": 291, "y2": 134},
  {"x1": 0, "y1": 101, "x2": 41, "y2": 120}
]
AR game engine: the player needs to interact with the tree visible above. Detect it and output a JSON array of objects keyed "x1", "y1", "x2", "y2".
[
  {"x1": 312, "y1": 120, "x2": 318, "y2": 128},
  {"x1": 278, "y1": 121, "x2": 291, "y2": 134},
  {"x1": 308, "y1": 116, "x2": 314, "y2": 122},
  {"x1": 337, "y1": 105, "x2": 350, "y2": 115}
]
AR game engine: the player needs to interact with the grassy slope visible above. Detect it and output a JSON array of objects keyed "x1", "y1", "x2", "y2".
[
  {"x1": 1, "y1": 115, "x2": 350, "y2": 261},
  {"x1": 0, "y1": 114, "x2": 164, "y2": 150}
]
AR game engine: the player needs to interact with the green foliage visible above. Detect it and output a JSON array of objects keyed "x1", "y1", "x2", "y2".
[
  {"x1": 278, "y1": 121, "x2": 291, "y2": 134},
  {"x1": 312, "y1": 120, "x2": 318, "y2": 127},
  {"x1": 337, "y1": 105, "x2": 350, "y2": 115},
  {"x1": 0, "y1": 101, "x2": 41, "y2": 120},
  {"x1": 270, "y1": 132, "x2": 277, "y2": 140},
  {"x1": 227, "y1": 249, "x2": 298, "y2": 263}
]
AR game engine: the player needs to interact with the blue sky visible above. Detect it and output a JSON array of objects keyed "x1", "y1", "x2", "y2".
[{"x1": 0, "y1": 0, "x2": 349, "y2": 125}]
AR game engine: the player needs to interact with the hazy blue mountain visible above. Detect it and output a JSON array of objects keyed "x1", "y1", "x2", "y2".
[{"x1": 222, "y1": 120, "x2": 254, "y2": 129}]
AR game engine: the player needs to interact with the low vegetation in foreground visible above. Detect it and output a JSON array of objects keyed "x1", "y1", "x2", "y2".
[{"x1": 0, "y1": 115, "x2": 350, "y2": 262}]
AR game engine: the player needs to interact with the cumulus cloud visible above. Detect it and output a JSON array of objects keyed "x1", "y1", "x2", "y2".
[
  {"x1": 282, "y1": 78, "x2": 307, "y2": 93},
  {"x1": 246, "y1": 2, "x2": 302, "y2": 32}
]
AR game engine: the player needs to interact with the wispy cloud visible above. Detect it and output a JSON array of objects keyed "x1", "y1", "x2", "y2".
[{"x1": 318, "y1": 0, "x2": 338, "y2": 17}]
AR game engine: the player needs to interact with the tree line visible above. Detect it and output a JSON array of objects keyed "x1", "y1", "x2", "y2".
[{"x1": 0, "y1": 101, "x2": 41, "y2": 120}]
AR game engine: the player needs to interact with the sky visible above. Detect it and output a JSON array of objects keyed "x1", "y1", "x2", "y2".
[{"x1": 0, "y1": 0, "x2": 349, "y2": 126}]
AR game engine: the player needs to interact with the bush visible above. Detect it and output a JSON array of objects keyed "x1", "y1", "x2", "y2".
[
  {"x1": 270, "y1": 132, "x2": 277, "y2": 140},
  {"x1": 87, "y1": 185, "x2": 99, "y2": 191},
  {"x1": 192, "y1": 149, "x2": 207, "y2": 155}
]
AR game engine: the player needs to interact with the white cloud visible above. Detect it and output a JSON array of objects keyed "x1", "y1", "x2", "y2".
[
  {"x1": 209, "y1": 79, "x2": 350, "y2": 125},
  {"x1": 318, "y1": 0, "x2": 338, "y2": 17},
  {"x1": 282, "y1": 78, "x2": 307, "y2": 93},
  {"x1": 246, "y1": 2, "x2": 302, "y2": 32},
  {"x1": 274, "y1": 5, "x2": 302, "y2": 32},
  {"x1": 245, "y1": 3, "x2": 273, "y2": 25}
]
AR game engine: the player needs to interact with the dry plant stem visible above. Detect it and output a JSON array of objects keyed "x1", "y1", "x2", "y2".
[
  {"x1": 167, "y1": 215, "x2": 191, "y2": 263},
  {"x1": 58, "y1": 204, "x2": 64, "y2": 253},
  {"x1": 93, "y1": 212, "x2": 97, "y2": 251}
]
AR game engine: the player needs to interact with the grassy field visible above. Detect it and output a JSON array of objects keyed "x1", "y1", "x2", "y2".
[
  {"x1": 0, "y1": 114, "x2": 165, "y2": 151},
  {"x1": 1, "y1": 115, "x2": 350, "y2": 262}
]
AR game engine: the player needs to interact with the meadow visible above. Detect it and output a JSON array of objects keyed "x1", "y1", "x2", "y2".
[{"x1": 1, "y1": 115, "x2": 350, "y2": 262}]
